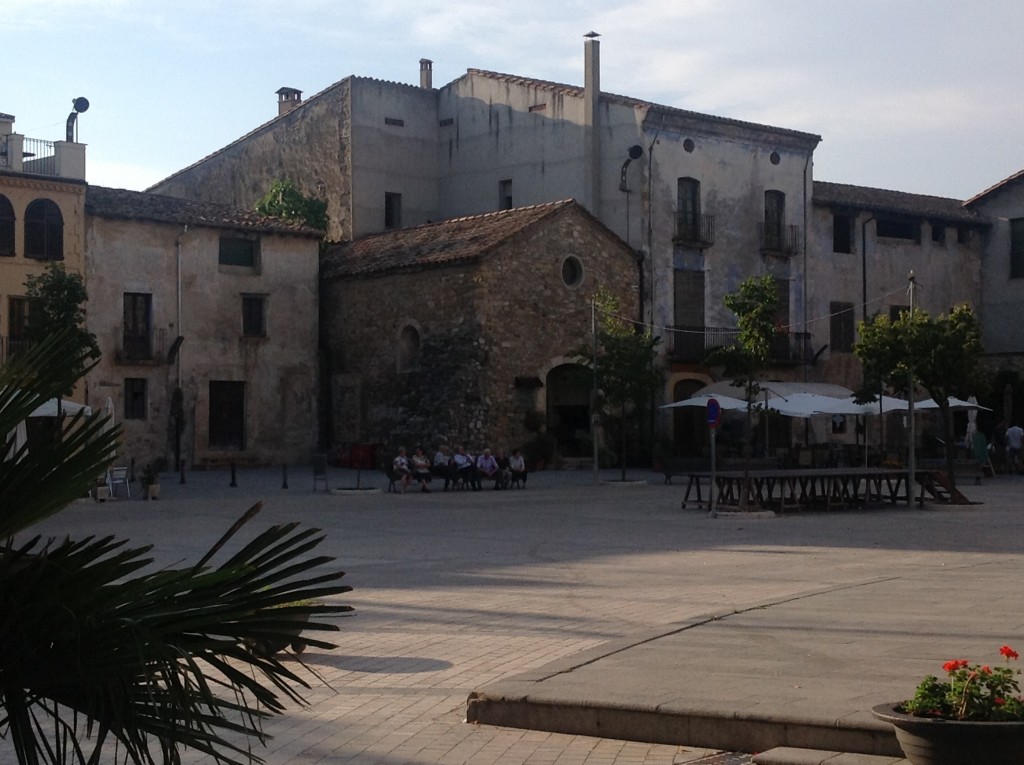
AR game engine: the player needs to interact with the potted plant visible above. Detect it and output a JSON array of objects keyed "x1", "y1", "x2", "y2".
[{"x1": 872, "y1": 645, "x2": 1024, "y2": 764}]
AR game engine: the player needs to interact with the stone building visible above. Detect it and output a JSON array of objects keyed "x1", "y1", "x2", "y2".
[
  {"x1": 0, "y1": 110, "x2": 88, "y2": 370},
  {"x1": 965, "y1": 170, "x2": 1024, "y2": 358},
  {"x1": 83, "y1": 186, "x2": 322, "y2": 470},
  {"x1": 808, "y1": 181, "x2": 988, "y2": 392},
  {"x1": 320, "y1": 199, "x2": 638, "y2": 457}
]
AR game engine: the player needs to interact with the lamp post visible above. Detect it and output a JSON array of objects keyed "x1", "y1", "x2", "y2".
[{"x1": 907, "y1": 271, "x2": 917, "y2": 506}]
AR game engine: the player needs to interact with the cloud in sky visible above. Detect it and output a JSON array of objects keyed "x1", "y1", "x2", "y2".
[{"x1": 6, "y1": 0, "x2": 1024, "y2": 197}]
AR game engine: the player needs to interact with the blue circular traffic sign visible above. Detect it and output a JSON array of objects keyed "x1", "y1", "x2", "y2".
[{"x1": 707, "y1": 398, "x2": 722, "y2": 428}]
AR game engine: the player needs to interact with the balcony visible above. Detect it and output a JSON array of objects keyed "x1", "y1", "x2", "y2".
[
  {"x1": 0, "y1": 134, "x2": 84, "y2": 180},
  {"x1": 669, "y1": 325, "x2": 812, "y2": 365},
  {"x1": 0, "y1": 336, "x2": 32, "y2": 366},
  {"x1": 673, "y1": 214, "x2": 715, "y2": 247},
  {"x1": 759, "y1": 223, "x2": 800, "y2": 257},
  {"x1": 114, "y1": 327, "x2": 167, "y2": 364}
]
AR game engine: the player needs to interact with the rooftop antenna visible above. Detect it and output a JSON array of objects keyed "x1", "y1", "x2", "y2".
[{"x1": 66, "y1": 97, "x2": 89, "y2": 143}]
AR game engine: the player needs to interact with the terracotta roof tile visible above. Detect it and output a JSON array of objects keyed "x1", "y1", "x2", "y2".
[
  {"x1": 964, "y1": 168, "x2": 1024, "y2": 206},
  {"x1": 813, "y1": 180, "x2": 987, "y2": 225},
  {"x1": 322, "y1": 199, "x2": 580, "y2": 279},
  {"x1": 86, "y1": 185, "x2": 323, "y2": 236}
]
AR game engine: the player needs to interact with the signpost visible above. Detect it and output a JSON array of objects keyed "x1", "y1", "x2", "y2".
[{"x1": 707, "y1": 398, "x2": 721, "y2": 517}]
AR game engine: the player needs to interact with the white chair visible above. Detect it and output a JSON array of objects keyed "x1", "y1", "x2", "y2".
[{"x1": 107, "y1": 466, "x2": 130, "y2": 499}]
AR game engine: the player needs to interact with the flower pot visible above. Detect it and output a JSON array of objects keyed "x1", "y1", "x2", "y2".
[
  {"x1": 872, "y1": 703, "x2": 1024, "y2": 765},
  {"x1": 247, "y1": 612, "x2": 311, "y2": 656}
]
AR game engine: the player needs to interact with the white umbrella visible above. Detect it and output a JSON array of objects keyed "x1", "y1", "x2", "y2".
[
  {"x1": 28, "y1": 398, "x2": 92, "y2": 417},
  {"x1": 770, "y1": 393, "x2": 867, "y2": 418},
  {"x1": 916, "y1": 396, "x2": 991, "y2": 411},
  {"x1": 660, "y1": 393, "x2": 754, "y2": 411}
]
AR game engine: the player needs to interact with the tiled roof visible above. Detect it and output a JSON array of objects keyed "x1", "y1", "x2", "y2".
[
  {"x1": 85, "y1": 185, "x2": 323, "y2": 236},
  {"x1": 813, "y1": 180, "x2": 987, "y2": 225},
  {"x1": 322, "y1": 199, "x2": 585, "y2": 279},
  {"x1": 964, "y1": 168, "x2": 1024, "y2": 207},
  {"x1": 465, "y1": 69, "x2": 822, "y2": 145}
]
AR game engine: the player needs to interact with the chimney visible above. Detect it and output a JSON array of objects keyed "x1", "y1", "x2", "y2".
[
  {"x1": 276, "y1": 87, "x2": 303, "y2": 117},
  {"x1": 420, "y1": 59, "x2": 433, "y2": 90},
  {"x1": 583, "y1": 32, "x2": 601, "y2": 218}
]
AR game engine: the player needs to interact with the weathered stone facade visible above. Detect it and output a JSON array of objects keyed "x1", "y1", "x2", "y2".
[
  {"x1": 322, "y1": 200, "x2": 638, "y2": 455},
  {"x1": 83, "y1": 186, "x2": 322, "y2": 470}
]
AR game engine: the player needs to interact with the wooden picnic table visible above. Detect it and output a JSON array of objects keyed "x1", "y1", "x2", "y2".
[{"x1": 680, "y1": 467, "x2": 926, "y2": 511}]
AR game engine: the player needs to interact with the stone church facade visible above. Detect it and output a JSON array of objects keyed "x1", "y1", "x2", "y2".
[{"x1": 321, "y1": 200, "x2": 638, "y2": 457}]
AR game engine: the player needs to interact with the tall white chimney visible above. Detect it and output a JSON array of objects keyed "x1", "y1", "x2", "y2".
[{"x1": 583, "y1": 32, "x2": 601, "y2": 218}]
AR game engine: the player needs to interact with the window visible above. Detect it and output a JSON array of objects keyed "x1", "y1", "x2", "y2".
[
  {"x1": 672, "y1": 269, "x2": 706, "y2": 358},
  {"x1": 931, "y1": 222, "x2": 946, "y2": 245},
  {"x1": 397, "y1": 324, "x2": 420, "y2": 372},
  {"x1": 7, "y1": 297, "x2": 29, "y2": 357},
  {"x1": 773, "y1": 277, "x2": 790, "y2": 329},
  {"x1": 830, "y1": 301, "x2": 855, "y2": 353},
  {"x1": 242, "y1": 295, "x2": 266, "y2": 337},
  {"x1": 876, "y1": 217, "x2": 920, "y2": 243},
  {"x1": 890, "y1": 305, "x2": 909, "y2": 322},
  {"x1": 24, "y1": 199, "x2": 63, "y2": 260},
  {"x1": 124, "y1": 378, "x2": 147, "y2": 420},
  {"x1": 763, "y1": 190, "x2": 786, "y2": 249},
  {"x1": 0, "y1": 195, "x2": 14, "y2": 257},
  {"x1": 209, "y1": 381, "x2": 246, "y2": 450},
  {"x1": 384, "y1": 192, "x2": 402, "y2": 230},
  {"x1": 1011, "y1": 219, "x2": 1024, "y2": 279},
  {"x1": 832, "y1": 213, "x2": 853, "y2": 253},
  {"x1": 676, "y1": 178, "x2": 701, "y2": 240},
  {"x1": 219, "y1": 236, "x2": 258, "y2": 268},
  {"x1": 561, "y1": 256, "x2": 583, "y2": 287},
  {"x1": 123, "y1": 293, "x2": 152, "y2": 360},
  {"x1": 498, "y1": 179, "x2": 513, "y2": 210},
  {"x1": 384, "y1": 117, "x2": 405, "y2": 127}
]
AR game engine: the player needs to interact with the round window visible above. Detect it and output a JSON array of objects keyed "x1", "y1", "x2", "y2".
[{"x1": 561, "y1": 256, "x2": 583, "y2": 287}]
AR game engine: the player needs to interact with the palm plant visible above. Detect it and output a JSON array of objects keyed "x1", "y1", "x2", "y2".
[{"x1": 0, "y1": 331, "x2": 353, "y2": 765}]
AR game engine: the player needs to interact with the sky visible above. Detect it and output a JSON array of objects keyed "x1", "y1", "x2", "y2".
[{"x1": 6, "y1": 0, "x2": 1024, "y2": 200}]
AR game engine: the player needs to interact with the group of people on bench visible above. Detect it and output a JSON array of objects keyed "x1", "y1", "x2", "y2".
[{"x1": 392, "y1": 444, "x2": 527, "y2": 493}]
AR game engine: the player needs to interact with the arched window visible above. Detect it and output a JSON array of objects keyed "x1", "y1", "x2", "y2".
[
  {"x1": 25, "y1": 199, "x2": 64, "y2": 260},
  {"x1": 397, "y1": 324, "x2": 421, "y2": 372},
  {"x1": 0, "y1": 195, "x2": 14, "y2": 257}
]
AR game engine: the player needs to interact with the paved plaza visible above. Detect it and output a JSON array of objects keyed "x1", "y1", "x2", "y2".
[{"x1": 15, "y1": 465, "x2": 1024, "y2": 764}]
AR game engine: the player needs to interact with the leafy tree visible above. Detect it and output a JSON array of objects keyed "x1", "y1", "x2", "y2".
[
  {"x1": 254, "y1": 180, "x2": 328, "y2": 232},
  {"x1": 575, "y1": 288, "x2": 662, "y2": 481},
  {"x1": 0, "y1": 331, "x2": 353, "y2": 765},
  {"x1": 24, "y1": 263, "x2": 100, "y2": 393},
  {"x1": 705, "y1": 275, "x2": 779, "y2": 507},
  {"x1": 854, "y1": 303, "x2": 985, "y2": 491}
]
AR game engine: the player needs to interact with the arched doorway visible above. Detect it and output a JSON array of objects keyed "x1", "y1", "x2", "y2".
[
  {"x1": 672, "y1": 379, "x2": 708, "y2": 457},
  {"x1": 546, "y1": 364, "x2": 591, "y2": 456}
]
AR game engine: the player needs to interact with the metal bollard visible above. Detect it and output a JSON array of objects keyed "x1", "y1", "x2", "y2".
[
  {"x1": 230, "y1": 462, "x2": 237, "y2": 487},
  {"x1": 180, "y1": 460, "x2": 186, "y2": 484},
  {"x1": 282, "y1": 463, "x2": 289, "y2": 489}
]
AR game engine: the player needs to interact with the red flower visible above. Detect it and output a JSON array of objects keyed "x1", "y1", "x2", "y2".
[
  {"x1": 995, "y1": 697, "x2": 1006, "y2": 706},
  {"x1": 981, "y1": 665, "x2": 992, "y2": 674},
  {"x1": 1000, "y1": 645, "x2": 1019, "y2": 660},
  {"x1": 943, "y1": 659, "x2": 969, "y2": 672}
]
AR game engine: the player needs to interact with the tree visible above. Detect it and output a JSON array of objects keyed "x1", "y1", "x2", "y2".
[
  {"x1": 254, "y1": 180, "x2": 328, "y2": 232},
  {"x1": 705, "y1": 275, "x2": 779, "y2": 507},
  {"x1": 0, "y1": 331, "x2": 353, "y2": 765},
  {"x1": 854, "y1": 303, "x2": 985, "y2": 492},
  {"x1": 575, "y1": 288, "x2": 662, "y2": 481},
  {"x1": 24, "y1": 263, "x2": 100, "y2": 393}
]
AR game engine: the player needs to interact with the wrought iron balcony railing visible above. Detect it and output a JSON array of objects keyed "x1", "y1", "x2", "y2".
[
  {"x1": 758, "y1": 223, "x2": 800, "y2": 256},
  {"x1": 673, "y1": 213, "x2": 715, "y2": 247},
  {"x1": 668, "y1": 325, "x2": 812, "y2": 365}
]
